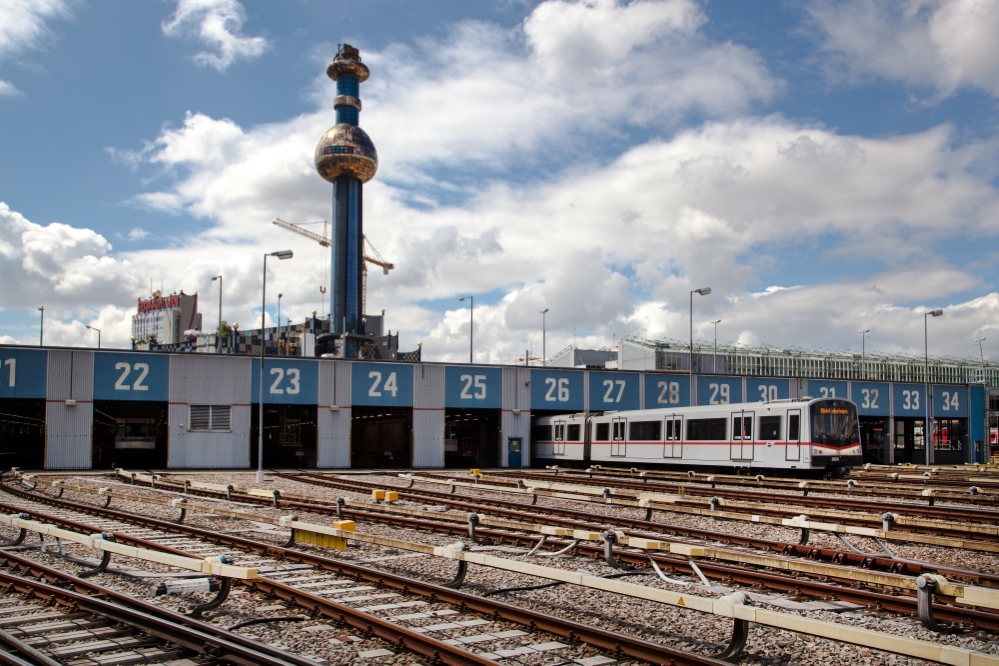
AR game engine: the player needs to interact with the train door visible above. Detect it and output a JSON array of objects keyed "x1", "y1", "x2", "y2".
[
  {"x1": 786, "y1": 409, "x2": 801, "y2": 461},
  {"x1": 730, "y1": 411, "x2": 753, "y2": 461},
  {"x1": 583, "y1": 414, "x2": 594, "y2": 460},
  {"x1": 663, "y1": 415, "x2": 682, "y2": 459},
  {"x1": 611, "y1": 417, "x2": 627, "y2": 457},
  {"x1": 553, "y1": 419, "x2": 566, "y2": 455}
]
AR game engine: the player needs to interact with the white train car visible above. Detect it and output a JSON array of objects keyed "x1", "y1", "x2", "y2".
[{"x1": 532, "y1": 397, "x2": 862, "y2": 475}]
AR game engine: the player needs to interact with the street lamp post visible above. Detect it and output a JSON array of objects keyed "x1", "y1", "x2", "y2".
[
  {"x1": 977, "y1": 336, "x2": 988, "y2": 463},
  {"x1": 211, "y1": 275, "x2": 222, "y2": 333},
  {"x1": 541, "y1": 309, "x2": 550, "y2": 367},
  {"x1": 977, "y1": 337, "x2": 987, "y2": 383},
  {"x1": 38, "y1": 307, "x2": 44, "y2": 346},
  {"x1": 711, "y1": 319, "x2": 721, "y2": 374},
  {"x1": 689, "y1": 288, "x2": 711, "y2": 396},
  {"x1": 458, "y1": 296, "x2": 473, "y2": 363},
  {"x1": 86, "y1": 326, "x2": 101, "y2": 349},
  {"x1": 278, "y1": 293, "x2": 283, "y2": 356},
  {"x1": 258, "y1": 250, "x2": 293, "y2": 484},
  {"x1": 860, "y1": 329, "x2": 870, "y2": 380},
  {"x1": 924, "y1": 309, "x2": 943, "y2": 466}
]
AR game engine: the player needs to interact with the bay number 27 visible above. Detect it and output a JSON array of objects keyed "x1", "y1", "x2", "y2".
[
  {"x1": 369, "y1": 371, "x2": 399, "y2": 397},
  {"x1": 0, "y1": 359, "x2": 14, "y2": 387}
]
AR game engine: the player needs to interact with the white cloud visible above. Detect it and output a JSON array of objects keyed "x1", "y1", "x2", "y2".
[
  {"x1": 45, "y1": 0, "x2": 997, "y2": 362},
  {"x1": 807, "y1": 0, "x2": 999, "y2": 97},
  {"x1": 127, "y1": 227, "x2": 149, "y2": 241},
  {"x1": 162, "y1": 0, "x2": 271, "y2": 72},
  {"x1": 0, "y1": 0, "x2": 73, "y2": 96}
]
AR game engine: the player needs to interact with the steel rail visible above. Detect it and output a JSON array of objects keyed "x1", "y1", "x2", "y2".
[
  {"x1": 0, "y1": 567, "x2": 305, "y2": 666},
  {"x1": 0, "y1": 482, "x2": 726, "y2": 666},
  {"x1": 281, "y1": 471, "x2": 999, "y2": 588},
  {"x1": 550, "y1": 467, "x2": 999, "y2": 498},
  {"x1": 465, "y1": 470, "x2": 999, "y2": 524},
  {"x1": 36, "y1": 473, "x2": 999, "y2": 633}
]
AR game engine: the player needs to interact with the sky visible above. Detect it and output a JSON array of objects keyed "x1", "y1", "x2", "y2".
[{"x1": 1, "y1": 0, "x2": 998, "y2": 364}]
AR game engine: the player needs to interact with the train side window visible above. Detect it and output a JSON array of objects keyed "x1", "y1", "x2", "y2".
[
  {"x1": 665, "y1": 420, "x2": 673, "y2": 440},
  {"x1": 595, "y1": 423, "x2": 610, "y2": 441},
  {"x1": 788, "y1": 414, "x2": 800, "y2": 441},
  {"x1": 629, "y1": 420, "x2": 661, "y2": 441},
  {"x1": 742, "y1": 417, "x2": 752, "y2": 440},
  {"x1": 555, "y1": 424, "x2": 564, "y2": 441},
  {"x1": 759, "y1": 416, "x2": 781, "y2": 439},
  {"x1": 687, "y1": 418, "x2": 726, "y2": 441},
  {"x1": 568, "y1": 424, "x2": 581, "y2": 441}
]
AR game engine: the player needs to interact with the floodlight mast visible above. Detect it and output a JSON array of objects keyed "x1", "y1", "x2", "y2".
[
  {"x1": 923, "y1": 309, "x2": 943, "y2": 466},
  {"x1": 689, "y1": 288, "x2": 711, "y2": 398},
  {"x1": 257, "y1": 250, "x2": 293, "y2": 484}
]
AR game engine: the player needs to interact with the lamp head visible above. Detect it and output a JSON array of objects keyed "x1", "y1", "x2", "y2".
[
  {"x1": 270, "y1": 250, "x2": 294, "y2": 260},
  {"x1": 459, "y1": 297, "x2": 465, "y2": 302},
  {"x1": 542, "y1": 308, "x2": 549, "y2": 314},
  {"x1": 278, "y1": 293, "x2": 283, "y2": 299},
  {"x1": 212, "y1": 275, "x2": 221, "y2": 281},
  {"x1": 695, "y1": 287, "x2": 711, "y2": 296},
  {"x1": 712, "y1": 319, "x2": 721, "y2": 324},
  {"x1": 929, "y1": 309, "x2": 943, "y2": 317}
]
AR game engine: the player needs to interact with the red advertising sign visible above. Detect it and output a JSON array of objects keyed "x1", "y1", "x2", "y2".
[{"x1": 137, "y1": 295, "x2": 180, "y2": 312}]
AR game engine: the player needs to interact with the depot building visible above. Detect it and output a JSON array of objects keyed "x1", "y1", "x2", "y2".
[{"x1": 0, "y1": 342, "x2": 991, "y2": 470}]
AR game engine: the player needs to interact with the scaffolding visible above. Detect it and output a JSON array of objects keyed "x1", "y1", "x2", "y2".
[{"x1": 621, "y1": 335, "x2": 999, "y2": 386}]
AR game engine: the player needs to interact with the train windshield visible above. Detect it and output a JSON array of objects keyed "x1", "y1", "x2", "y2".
[
  {"x1": 809, "y1": 400, "x2": 859, "y2": 445},
  {"x1": 117, "y1": 422, "x2": 151, "y2": 438}
]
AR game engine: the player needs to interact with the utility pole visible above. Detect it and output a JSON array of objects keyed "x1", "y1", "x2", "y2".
[
  {"x1": 458, "y1": 296, "x2": 473, "y2": 362},
  {"x1": 541, "y1": 309, "x2": 549, "y2": 367},
  {"x1": 212, "y1": 275, "x2": 222, "y2": 332}
]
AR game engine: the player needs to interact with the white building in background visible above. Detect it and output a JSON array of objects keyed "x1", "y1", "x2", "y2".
[{"x1": 131, "y1": 291, "x2": 202, "y2": 345}]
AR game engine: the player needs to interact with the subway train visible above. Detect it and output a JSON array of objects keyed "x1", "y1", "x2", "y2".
[{"x1": 532, "y1": 397, "x2": 862, "y2": 476}]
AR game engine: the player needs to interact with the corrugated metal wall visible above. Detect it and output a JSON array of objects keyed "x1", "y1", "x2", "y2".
[
  {"x1": 317, "y1": 360, "x2": 351, "y2": 468},
  {"x1": 167, "y1": 355, "x2": 252, "y2": 468},
  {"x1": 412, "y1": 364, "x2": 444, "y2": 467},
  {"x1": 45, "y1": 351, "x2": 94, "y2": 469},
  {"x1": 501, "y1": 367, "x2": 531, "y2": 467}
]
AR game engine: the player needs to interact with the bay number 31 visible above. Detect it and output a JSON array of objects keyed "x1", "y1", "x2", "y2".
[{"x1": 0, "y1": 359, "x2": 13, "y2": 387}]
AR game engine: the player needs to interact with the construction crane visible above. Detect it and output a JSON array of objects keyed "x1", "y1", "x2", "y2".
[{"x1": 272, "y1": 218, "x2": 395, "y2": 315}]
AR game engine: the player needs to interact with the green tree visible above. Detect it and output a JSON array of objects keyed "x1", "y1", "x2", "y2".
[{"x1": 216, "y1": 320, "x2": 233, "y2": 338}]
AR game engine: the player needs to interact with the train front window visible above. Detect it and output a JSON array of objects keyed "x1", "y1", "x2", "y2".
[
  {"x1": 118, "y1": 423, "x2": 150, "y2": 438},
  {"x1": 532, "y1": 425, "x2": 552, "y2": 441},
  {"x1": 810, "y1": 400, "x2": 859, "y2": 445}
]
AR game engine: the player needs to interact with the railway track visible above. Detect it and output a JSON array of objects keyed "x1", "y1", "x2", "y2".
[
  {"x1": 468, "y1": 470, "x2": 999, "y2": 524},
  {"x1": 59, "y1": 471, "x2": 999, "y2": 634},
  {"x1": 280, "y1": 471, "x2": 999, "y2": 586},
  {"x1": 543, "y1": 466, "x2": 999, "y2": 500},
  {"x1": 0, "y1": 480, "x2": 728, "y2": 666},
  {"x1": 0, "y1": 550, "x2": 314, "y2": 666}
]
